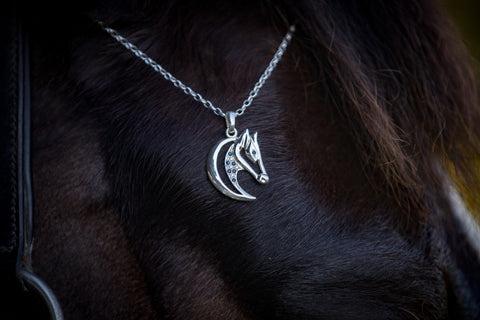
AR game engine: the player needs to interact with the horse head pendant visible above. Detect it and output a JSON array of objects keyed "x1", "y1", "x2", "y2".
[{"x1": 207, "y1": 113, "x2": 269, "y2": 201}]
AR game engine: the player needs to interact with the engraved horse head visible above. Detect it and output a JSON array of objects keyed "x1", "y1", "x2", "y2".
[{"x1": 235, "y1": 129, "x2": 269, "y2": 184}]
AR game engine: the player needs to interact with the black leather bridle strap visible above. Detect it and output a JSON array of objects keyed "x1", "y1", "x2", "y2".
[
  {"x1": 0, "y1": 4, "x2": 23, "y2": 316},
  {"x1": 0, "y1": 0, "x2": 18, "y2": 259},
  {"x1": 15, "y1": 14, "x2": 64, "y2": 320},
  {"x1": 0, "y1": 2, "x2": 63, "y2": 319}
]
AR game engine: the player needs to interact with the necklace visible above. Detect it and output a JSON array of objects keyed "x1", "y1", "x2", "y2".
[{"x1": 100, "y1": 23, "x2": 295, "y2": 201}]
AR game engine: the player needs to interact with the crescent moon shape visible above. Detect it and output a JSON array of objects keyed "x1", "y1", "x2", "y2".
[{"x1": 207, "y1": 137, "x2": 256, "y2": 201}]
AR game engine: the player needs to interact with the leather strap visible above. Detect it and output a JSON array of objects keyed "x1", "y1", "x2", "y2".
[
  {"x1": 0, "y1": 0, "x2": 18, "y2": 259},
  {"x1": 0, "y1": 2, "x2": 63, "y2": 319}
]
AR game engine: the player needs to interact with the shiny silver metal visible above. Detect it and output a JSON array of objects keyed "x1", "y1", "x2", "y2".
[
  {"x1": 100, "y1": 23, "x2": 295, "y2": 118},
  {"x1": 207, "y1": 129, "x2": 268, "y2": 201},
  {"x1": 225, "y1": 111, "x2": 237, "y2": 137}
]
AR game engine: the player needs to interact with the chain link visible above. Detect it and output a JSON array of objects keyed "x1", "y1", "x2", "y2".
[{"x1": 100, "y1": 22, "x2": 295, "y2": 118}]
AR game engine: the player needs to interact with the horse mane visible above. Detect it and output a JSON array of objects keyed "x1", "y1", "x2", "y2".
[
  {"x1": 276, "y1": 0, "x2": 480, "y2": 217},
  {"x1": 30, "y1": 0, "x2": 480, "y2": 218}
]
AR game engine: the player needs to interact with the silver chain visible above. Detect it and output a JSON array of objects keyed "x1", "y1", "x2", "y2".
[{"x1": 100, "y1": 22, "x2": 295, "y2": 117}]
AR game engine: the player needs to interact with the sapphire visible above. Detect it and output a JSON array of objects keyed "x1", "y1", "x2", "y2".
[
  {"x1": 226, "y1": 161, "x2": 230, "y2": 165},
  {"x1": 232, "y1": 178, "x2": 236, "y2": 182}
]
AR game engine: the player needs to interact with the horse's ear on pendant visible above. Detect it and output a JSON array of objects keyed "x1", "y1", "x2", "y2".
[
  {"x1": 253, "y1": 132, "x2": 258, "y2": 143},
  {"x1": 240, "y1": 129, "x2": 250, "y2": 147}
]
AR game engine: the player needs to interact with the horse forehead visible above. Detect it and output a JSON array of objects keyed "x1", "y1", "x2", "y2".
[{"x1": 151, "y1": 21, "x2": 282, "y2": 106}]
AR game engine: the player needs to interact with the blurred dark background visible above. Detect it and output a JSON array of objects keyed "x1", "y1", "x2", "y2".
[
  {"x1": 440, "y1": 0, "x2": 480, "y2": 61},
  {"x1": 439, "y1": 0, "x2": 480, "y2": 221}
]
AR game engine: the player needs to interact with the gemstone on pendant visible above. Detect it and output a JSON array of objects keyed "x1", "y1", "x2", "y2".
[
  {"x1": 232, "y1": 161, "x2": 236, "y2": 166},
  {"x1": 226, "y1": 161, "x2": 230, "y2": 165},
  {"x1": 227, "y1": 169, "x2": 231, "y2": 173},
  {"x1": 233, "y1": 169, "x2": 236, "y2": 173},
  {"x1": 232, "y1": 178, "x2": 236, "y2": 182},
  {"x1": 228, "y1": 152, "x2": 233, "y2": 156}
]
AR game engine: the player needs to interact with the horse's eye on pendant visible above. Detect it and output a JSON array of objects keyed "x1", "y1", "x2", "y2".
[{"x1": 207, "y1": 116, "x2": 269, "y2": 201}]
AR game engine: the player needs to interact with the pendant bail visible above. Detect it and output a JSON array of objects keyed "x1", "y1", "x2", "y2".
[{"x1": 225, "y1": 111, "x2": 237, "y2": 137}]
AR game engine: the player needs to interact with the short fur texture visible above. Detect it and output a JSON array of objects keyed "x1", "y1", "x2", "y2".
[{"x1": 25, "y1": 0, "x2": 480, "y2": 319}]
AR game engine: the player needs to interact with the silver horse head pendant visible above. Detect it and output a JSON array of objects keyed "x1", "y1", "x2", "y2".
[{"x1": 207, "y1": 112, "x2": 269, "y2": 201}]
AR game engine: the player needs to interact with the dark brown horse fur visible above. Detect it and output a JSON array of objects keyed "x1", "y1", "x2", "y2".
[{"x1": 26, "y1": 0, "x2": 480, "y2": 318}]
